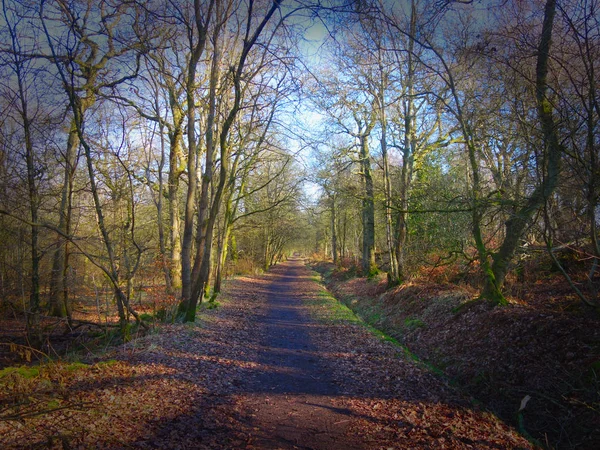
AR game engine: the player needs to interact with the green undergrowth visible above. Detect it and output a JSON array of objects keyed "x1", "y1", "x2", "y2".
[
  {"x1": 306, "y1": 269, "x2": 448, "y2": 379},
  {"x1": 308, "y1": 261, "x2": 600, "y2": 449},
  {"x1": 305, "y1": 287, "x2": 361, "y2": 324},
  {"x1": 309, "y1": 266, "x2": 482, "y2": 382},
  {"x1": 0, "y1": 358, "x2": 123, "y2": 425},
  {"x1": 0, "y1": 366, "x2": 41, "y2": 379},
  {"x1": 0, "y1": 359, "x2": 120, "y2": 380},
  {"x1": 0, "y1": 359, "x2": 119, "y2": 394}
]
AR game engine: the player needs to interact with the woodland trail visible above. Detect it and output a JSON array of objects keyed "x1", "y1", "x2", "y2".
[
  {"x1": 232, "y1": 260, "x2": 359, "y2": 449},
  {"x1": 1, "y1": 259, "x2": 534, "y2": 449},
  {"x1": 133, "y1": 259, "x2": 532, "y2": 449}
]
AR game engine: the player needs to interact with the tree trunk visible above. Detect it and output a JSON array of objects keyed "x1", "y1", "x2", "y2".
[
  {"x1": 24, "y1": 98, "x2": 41, "y2": 347},
  {"x1": 180, "y1": 100, "x2": 199, "y2": 305},
  {"x1": 180, "y1": 0, "x2": 214, "y2": 309},
  {"x1": 381, "y1": 100, "x2": 397, "y2": 284},
  {"x1": 486, "y1": 0, "x2": 561, "y2": 298},
  {"x1": 393, "y1": 0, "x2": 416, "y2": 285},
  {"x1": 168, "y1": 107, "x2": 184, "y2": 291},
  {"x1": 214, "y1": 216, "x2": 231, "y2": 294},
  {"x1": 586, "y1": 86, "x2": 599, "y2": 300},
  {"x1": 156, "y1": 116, "x2": 173, "y2": 294},
  {"x1": 49, "y1": 123, "x2": 78, "y2": 317},
  {"x1": 185, "y1": 0, "x2": 282, "y2": 321},
  {"x1": 191, "y1": 13, "x2": 222, "y2": 299},
  {"x1": 10, "y1": 24, "x2": 42, "y2": 345},
  {"x1": 330, "y1": 194, "x2": 338, "y2": 265},
  {"x1": 185, "y1": 7, "x2": 222, "y2": 320},
  {"x1": 360, "y1": 133, "x2": 377, "y2": 276}
]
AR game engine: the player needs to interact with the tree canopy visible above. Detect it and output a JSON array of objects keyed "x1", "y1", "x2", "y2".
[{"x1": 1, "y1": 0, "x2": 599, "y2": 342}]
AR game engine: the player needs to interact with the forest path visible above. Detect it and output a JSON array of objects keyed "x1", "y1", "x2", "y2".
[
  {"x1": 139, "y1": 258, "x2": 532, "y2": 449},
  {"x1": 228, "y1": 259, "x2": 360, "y2": 449},
  {"x1": 0, "y1": 260, "x2": 534, "y2": 449}
]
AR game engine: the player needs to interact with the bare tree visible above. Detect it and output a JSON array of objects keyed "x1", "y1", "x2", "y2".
[
  {"x1": 183, "y1": 0, "x2": 286, "y2": 321},
  {"x1": 40, "y1": 0, "x2": 152, "y2": 336},
  {"x1": 179, "y1": 0, "x2": 216, "y2": 306},
  {"x1": 0, "y1": 0, "x2": 46, "y2": 345}
]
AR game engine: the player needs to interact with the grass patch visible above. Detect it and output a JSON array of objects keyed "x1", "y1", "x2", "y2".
[
  {"x1": 361, "y1": 321, "x2": 449, "y2": 379},
  {"x1": 307, "y1": 266, "x2": 451, "y2": 382},
  {"x1": 139, "y1": 313, "x2": 155, "y2": 322},
  {"x1": 404, "y1": 317, "x2": 426, "y2": 330},
  {"x1": 65, "y1": 362, "x2": 89, "y2": 371},
  {"x1": 204, "y1": 300, "x2": 221, "y2": 310},
  {"x1": 0, "y1": 366, "x2": 40, "y2": 379},
  {"x1": 305, "y1": 289, "x2": 362, "y2": 324},
  {"x1": 366, "y1": 266, "x2": 380, "y2": 279},
  {"x1": 96, "y1": 359, "x2": 118, "y2": 367}
]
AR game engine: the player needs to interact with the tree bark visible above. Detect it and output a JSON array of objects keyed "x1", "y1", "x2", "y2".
[
  {"x1": 168, "y1": 92, "x2": 184, "y2": 291},
  {"x1": 485, "y1": 0, "x2": 561, "y2": 298},
  {"x1": 156, "y1": 106, "x2": 173, "y2": 295},
  {"x1": 185, "y1": 0, "x2": 283, "y2": 321},
  {"x1": 180, "y1": 0, "x2": 214, "y2": 307},
  {"x1": 190, "y1": 4, "x2": 223, "y2": 300},
  {"x1": 379, "y1": 81, "x2": 396, "y2": 284},
  {"x1": 359, "y1": 132, "x2": 377, "y2": 276},
  {"x1": 214, "y1": 212, "x2": 231, "y2": 294},
  {"x1": 6, "y1": 4, "x2": 42, "y2": 345},
  {"x1": 48, "y1": 121, "x2": 78, "y2": 318},
  {"x1": 330, "y1": 193, "x2": 338, "y2": 265},
  {"x1": 393, "y1": 0, "x2": 417, "y2": 286}
]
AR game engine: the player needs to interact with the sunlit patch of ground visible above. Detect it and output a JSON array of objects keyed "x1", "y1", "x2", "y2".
[{"x1": 1, "y1": 261, "x2": 536, "y2": 449}]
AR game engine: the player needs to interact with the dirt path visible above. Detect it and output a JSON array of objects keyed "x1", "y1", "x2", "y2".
[
  {"x1": 183, "y1": 259, "x2": 533, "y2": 449},
  {"x1": 232, "y1": 261, "x2": 360, "y2": 449},
  {"x1": 0, "y1": 259, "x2": 534, "y2": 449}
]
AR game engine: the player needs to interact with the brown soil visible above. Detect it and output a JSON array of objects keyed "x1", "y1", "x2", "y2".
[{"x1": 1, "y1": 259, "x2": 534, "y2": 449}]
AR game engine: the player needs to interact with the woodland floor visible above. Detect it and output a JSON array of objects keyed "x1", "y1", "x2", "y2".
[
  {"x1": 1, "y1": 259, "x2": 534, "y2": 449},
  {"x1": 312, "y1": 262, "x2": 600, "y2": 450}
]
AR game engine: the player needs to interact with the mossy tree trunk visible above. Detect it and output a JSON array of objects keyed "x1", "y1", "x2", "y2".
[
  {"x1": 180, "y1": 0, "x2": 215, "y2": 310},
  {"x1": 359, "y1": 130, "x2": 377, "y2": 276},
  {"x1": 48, "y1": 122, "x2": 79, "y2": 318},
  {"x1": 486, "y1": 0, "x2": 561, "y2": 297},
  {"x1": 393, "y1": 0, "x2": 417, "y2": 287}
]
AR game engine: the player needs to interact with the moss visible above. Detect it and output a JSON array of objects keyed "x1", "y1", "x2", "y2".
[
  {"x1": 312, "y1": 271, "x2": 453, "y2": 382},
  {"x1": 366, "y1": 266, "x2": 380, "y2": 279},
  {"x1": 0, "y1": 366, "x2": 40, "y2": 379},
  {"x1": 46, "y1": 399, "x2": 61, "y2": 409},
  {"x1": 362, "y1": 322, "x2": 449, "y2": 379},
  {"x1": 480, "y1": 267, "x2": 508, "y2": 306},
  {"x1": 205, "y1": 300, "x2": 220, "y2": 310},
  {"x1": 65, "y1": 362, "x2": 89, "y2": 371},
  {"x1": 386, "y1": 272, "x2": 401, "y2": 289},
  {"x1": 96, "y1": 359, "x2": 118, "y2": 367},
  {"x1": 139, "y1": 313, "x2": 154, "y2": 322},
  {"x1": 305, "y1": 287, "x2": 361, "y2": 324},
  {"x1": 122, "y1": 322, "x2": 132, "y2": 343},
  {"x1": 367, "y1": 311, "x2": 382, "y2": 323},
  {"x1": 404, "y1": 317, "x2": 426, "y2": 330}
]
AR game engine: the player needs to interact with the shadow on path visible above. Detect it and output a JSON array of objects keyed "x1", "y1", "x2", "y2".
[
  {"x1": 235, "y1": 260, "x2": 362, "y2": 449},
  {"x1": 134, "y1": 260, "x2": 366, "y2": 449},
  {"x1": 131, "y1": 259, "x2": 532, "y2": 450}
]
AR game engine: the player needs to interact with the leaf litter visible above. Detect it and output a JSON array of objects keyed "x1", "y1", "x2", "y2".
[{"x1": 1, "y1": 261, "x2": 533, "y2": 449}]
